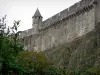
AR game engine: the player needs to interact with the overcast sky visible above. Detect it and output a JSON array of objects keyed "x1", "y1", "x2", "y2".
[{"x1": 0, "y1": 0, "x2": 80, "y2": 31}]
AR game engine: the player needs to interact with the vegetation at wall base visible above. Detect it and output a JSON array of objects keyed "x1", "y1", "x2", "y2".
[{"x1": 0, "y1": 16, "x2": 100, "y2": 75}]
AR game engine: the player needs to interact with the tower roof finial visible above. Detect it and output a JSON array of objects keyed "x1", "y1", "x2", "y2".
[{"x1": 32, "y1": 8, "x2": 42, "y2": 18}]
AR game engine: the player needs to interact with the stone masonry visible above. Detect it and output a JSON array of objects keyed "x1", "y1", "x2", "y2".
[{"x1": 19, "y1": 0, "x2": 100, "y2": 51}]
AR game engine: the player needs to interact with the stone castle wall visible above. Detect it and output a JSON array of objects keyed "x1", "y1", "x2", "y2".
[
  {"x1": 20, "y1": 0, "x2": 99, "y2": 51},
  {"x1": 39, "y1": 8, "x2": 95, "y2": 50}
]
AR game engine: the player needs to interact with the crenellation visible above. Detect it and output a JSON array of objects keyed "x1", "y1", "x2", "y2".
[
  {"x1": 42, "y1": 0, "x2": 96, "y2": 29},
  {"x1": 45, "y1": 6, "x2": 92, "y2": 30},
  {"x1": 42, "y1": 18, "x2": 51, "y2": 28},
  {"x1": 52, "y1": 13, "x2": 59, "y2": 24},
  {"x1": 41, "y1": 4, "x2": 94, "y2": 32}
]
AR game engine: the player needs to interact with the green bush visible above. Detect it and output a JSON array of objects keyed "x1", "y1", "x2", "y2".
[
  {"x1": 14, "y1": 51, "x2": 54, "y2": 74},
  {"x1": 0, "y1": 16, "x2": 23, "y2": 74},
  {"x1": 12, "y1": 50, "x2": 68, "y2": 75}
]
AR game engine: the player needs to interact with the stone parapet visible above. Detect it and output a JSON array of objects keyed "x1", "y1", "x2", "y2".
[{"x1": 42, "y1": 0, "x2": 96, "y2": 29}]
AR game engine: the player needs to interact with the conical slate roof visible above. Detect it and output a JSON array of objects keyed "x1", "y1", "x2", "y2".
[{"x1": 32, "y1": 8, "x2": 42, "y2": 18}]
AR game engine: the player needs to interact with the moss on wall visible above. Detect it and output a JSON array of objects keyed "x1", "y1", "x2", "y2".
[{"x1": 45, "y1": 24, "x2": 100, "y2": 70}]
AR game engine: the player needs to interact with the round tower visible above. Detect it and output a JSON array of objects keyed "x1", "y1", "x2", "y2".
[{"x1": 32, "y1": 8, "x2": 43, "y2": 32}]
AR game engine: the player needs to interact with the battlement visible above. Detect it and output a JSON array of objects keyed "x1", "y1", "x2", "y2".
[{"x1": 42, "y1": 0, "x2": 96, "y2": 29}]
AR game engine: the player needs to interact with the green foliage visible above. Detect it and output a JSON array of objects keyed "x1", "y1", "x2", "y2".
[
  {"x1": 8, "y1": 50, "x2": 67, "y2": 75},
  {"x1": 0, "y1": 16, "x2": 23, "y2": 74},
  {"x1": 43, "y1": 65, "x2": 66, "y2": 75},
  {"x1": 14, "y1": 51, "x2": 54, "y2": 74},
  {"x1": 87, "y1": 67, "x2": 100, "y2": 75}
]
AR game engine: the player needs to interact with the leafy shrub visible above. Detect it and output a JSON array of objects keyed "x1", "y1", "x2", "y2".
[
  {"x1": 14, "y1": 51, "x2": 54, "y2": 74},
  {"x1": 0, "y1": 16, "x2": 23, "y2": 74}
]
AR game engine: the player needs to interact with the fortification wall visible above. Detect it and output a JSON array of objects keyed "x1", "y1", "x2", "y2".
[
  {"x1": 39, "y1": 7, "x2": 95, "y2": 50},
  {"x1": 36, "y1": 0, "x2": 97, "y2": 50},
  {"x1": 19, "y1": 28, "x2": 34, "y2": 38},
  {"x1": 22, "y1": 34, "x2": 40, "y2": 50},
  {"x1": 20, "y1": 0, "x2": 98, "y2": 51}
]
